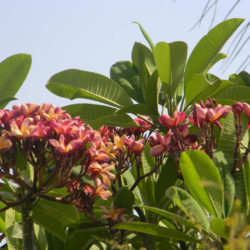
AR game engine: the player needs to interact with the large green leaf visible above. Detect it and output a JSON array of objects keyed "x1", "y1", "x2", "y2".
[
  {"x1": 114, "y1": 186, "x2": 135, "y2": 214},
  {"x1": 213, "y1": 151, "x2": 235, "y2": 217},
  {"x1": 113, "y1": 222, "x2": 200, "y2": 243},
  {"x1": 46, "y1": 69, "x2": 133, "y2": 108},
  {"x1": 110, "y1": 61, "x2": 143, "y2": 103},
  {"x1": 117, "y1": 103, "x2": 157, "y2": 117},
  {"x1": 214, "y1": 86, "x2": 250, "y2": 104},
  {"x1": 0, "y1": 54, "x2": 31, "y2": 108},
  {"x1": 184, "y1": 18, "x2": 244, "y2": 88},
  {"x1": 234, "y1": 159, "x2": 250, "y2": 213},
  {"x1": 166, "y1": 186, "x2": 210, "y2": 231},
  {"x1": 5, "y1": 208, "x2": 22, "y2": 250},
  {"x1": 132, "y1": 42, "x2": 156, "y2": 101},
  {"x1": 145, "y1": 70, "x2": 160, "y2": 115},
  {"x1": 64, "y1": 226, "x2": 108, "y2": 250},
  {"x1": 155, "y1": 157, "x2": 178, "y2": 205},
  {"x1": 33, "y1": 199, "x2": 80, "y2": 241},
  {"x1": 140, "y1": 205, "x2": 199, "y2": 230},
  {"x1": 154, "y1": 41, "x2": 187, "y2": 98},
  {"x1": 179, "y1": 150, "x2": 224, "y2": 217},
  {"x1": 218, "y1": 111, "x2": 236, "y2": 169},
  {"x1": 63, "y1": 103, "x2": 136, "y2": 129}
]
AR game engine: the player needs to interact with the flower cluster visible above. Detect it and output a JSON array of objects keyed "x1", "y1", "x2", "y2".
[
  {"x1": 0, "y1": 103, "x2": 116, "y2": 211},
  {"x1": 149, "y1": 99, "x2": 250, "y2": 162}
]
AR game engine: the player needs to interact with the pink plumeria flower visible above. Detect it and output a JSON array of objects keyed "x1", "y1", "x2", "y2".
[
  {"x1": 242, "y1": 102, "x2": 250, "y2": 118},
  {"x1": 159, "y1": 111, "x2": 186, "y2": 128}
]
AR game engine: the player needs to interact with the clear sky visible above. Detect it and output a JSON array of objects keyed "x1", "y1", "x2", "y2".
[{"x1": 0, "y1": 0, "x2": 249, "y2": 108}]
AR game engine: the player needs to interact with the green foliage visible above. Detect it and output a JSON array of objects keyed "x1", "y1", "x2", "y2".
[
  {"x1": 0, "y1": 54, "x2": 31, "y2": 108},
  {"x1": 179, "y1": 150, "x2": 224, "y2": 217}
]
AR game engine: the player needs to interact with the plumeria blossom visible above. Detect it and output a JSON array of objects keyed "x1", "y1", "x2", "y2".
[
  {"x1": 0, "y1": 103, "x2": 116, "y2": 212},
  {"x1": 124, "y1": 135, "x2": 145, "y2": 154},
  {"x1": 100, "y1": 202, "x2": 126, "y2": 222},
  {"x1": 150, "y1": 131, "x2": 172, "y2": 156},
  {"x1": 242, "y1": 102, "x2": 250, "y2": 118},
  {"x1": 88, "y1": 161, "x2": 115, "y2": 187},
  {"x1": 205, "y1": 104, "x2": 231, "y2": 124},
  {"x1": 159, "y1": 111, "x2": 186, "y2": 128}
]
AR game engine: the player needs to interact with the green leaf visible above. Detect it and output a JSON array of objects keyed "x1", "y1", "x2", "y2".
[
  {"x1": 154, "y1": 41, "x2": 187, "y2": 98},
  {"x1": 239, "y1": 71, "x2": 250, "y2": 87},
  {"x1": 65, "y1": 226, "x2": 108, "y2": 250},
  {"x1": 205, "y1": 53, "x2": 227, "y2": 72},
  {"x1": 46, "y1": 69, "x2": 133, "y2": 108},
  {"x1": 140, "y1": 205, "x2": 199, "y2": 230},
  {"x1": 0, "y1": 54, "x2": 31, "y2": 108},
  {"x1": 110, "y1": 61, "x2": 143, "y2": 103},
  {"x1": 133, "y1": 21, "x2": 154, "y2": 50},
  {"x1": 34, "y1": 223, "x2": 48, "y2": 250},
  {"x1": 145, "y1": 70, "x2": 160, "y2": 114},
  {"x1": 166, "y1": 186, "x2": 210, "y2": 231},
  {"x1": 132, "y1": 42, "x2": 156, "y2": 75},
  {"x1": 185, "y1": 74, "x2": 211, "y2": 107},
  {"x1": 33, "y1": 199, "x2": 80, "y2": 241},
  {"x1": 114, "y1": 187, "x2": 135, "y2": 214},
  {"x1": 234, "y1": 159, "x2": 250, "y2": 213},
  {"x1": 213, "y1": 151, "x2": 235, "y2": 217},
  {"x1": 5, "y1": 208, "x2": 22, "y2": 250},
  {"x1": 117, "y1": 103, "x2": 156, "y2": 117},
  {"x1": 113, "y1": 222, "x2": 200, "y2": 243},
  {"x1": 155, "y1": 157, "x2": 178, "y2": 205},
  {"x1": 210, "y1": 217, "x2": 230, "y2": 239},
  {"x1": 63, "y1": 103, "x2": 136, "y2": 129},
  {"x1": 214, "y1": 86, "x2": 250, "y2": 104},
  {"x1": 218, "y1": 111, "x2": 236, "y2": 169},
  {"x1": 179, "y1": 150, "x2": 224, "y2": 217},
  {"x1": 122, "y1": 170, "x2": 143, "y2": 204},
  {"x1": 132, "y1": 42, "x2": 156, "y2": 101},
  {"x1": 184, "y1": 18, "x2": 244, "y2": 87}
]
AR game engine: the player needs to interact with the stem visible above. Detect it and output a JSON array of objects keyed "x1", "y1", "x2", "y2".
[{"x1": 21, "y1": 197, "x2": 36, "y2": 250}]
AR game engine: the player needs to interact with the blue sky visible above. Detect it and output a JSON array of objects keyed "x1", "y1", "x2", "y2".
[{"x1": 0, "y1": 0, "x2": 249, "y2": 108}]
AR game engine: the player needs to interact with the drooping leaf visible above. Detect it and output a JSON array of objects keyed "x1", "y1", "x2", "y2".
[
  {"x1": 184, "y1": 18, "x2": 244, "y2": 88},
  {"x1": 63, "y1": 103, "x2": 136, "y2": 129},
  {"x1": 113, "y1": 222, "x2": 200, "y2": 243},
  {"x1": 110, "y1": 61, "x2": 143, "y2": 103},
  {"x1": 0, "y1": 54, "x2": 31, "y2": 108},
  {"x1": 46, "y1": 69, "x2": 133, "y2": 108},
  {"x1": 179, "y1": 150, "x2": 224, "y2": 217},
  {"x1": 166, "y1": 186, "x2": 210, "y2": 231}
]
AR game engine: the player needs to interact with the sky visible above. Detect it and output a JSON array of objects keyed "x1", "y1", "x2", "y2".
[{"x1": 0, "y1": 0, "x2": 249, "y2": 109}]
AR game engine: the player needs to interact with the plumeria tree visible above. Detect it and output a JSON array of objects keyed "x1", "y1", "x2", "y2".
[{"x1": 0, "y1": 18, "x2": 249, "y2": 250}]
